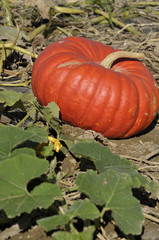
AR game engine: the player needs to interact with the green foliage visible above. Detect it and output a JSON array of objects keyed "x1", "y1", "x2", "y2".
[
  {"x1": 35, "y1": 102, "x2": 62, "y2": 136},
  {"x1": 70, "y1": 141, "x2": 158, "y2": 235},
  {"x1": 38, "y1": 199, "x2": 100, "y2": 231},
  {"x1": 0, "y1": 154, "x2": 62, "y2": 217},
  {"x1": 0, "y1": 90, "x2": 36, "y2": 108},
  {"x1": 76, "y1": 170, "x2": 144, "y2": 235},
  {"x1": 0, "y1": 98, "x2": 158, "y2": 238},
  {"x1": 0, "y1": 90, "x2": 22, "y2": 106},
  {"x1": 41, "y1": 144, "x2": 54, "y2": 157},
  {"x1": 70, "y1": 141, "x2": 157, "y2": 191},
  {"x1": 52, "y1": 226, "x2": 95, "y2": 240},
  {"x1": 0, "y1": 125, "x2": 48, "y2": 161}
]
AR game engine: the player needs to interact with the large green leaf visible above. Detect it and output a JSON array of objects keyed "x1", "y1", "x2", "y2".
[
  {"x1": 70, "y1": 141, "x2": 156, "y2": 190},
  {"x1": 0, "y1": 90, "x2": 22, "y2": 107},
  {"x1": 0, "y1": 154, "x2": 62, "y2": 217},
  {"x1": 52, "y1": 226, "x2": 95, "y2": 240},
  {"x1": 76, "y1": 170, "x2": 144, "y2": 235},
  {"x1": 38, "y1": 199, "x2": 100, "y2": 231},
  {"x1": 25, "y1": 124, "x2": 48, "y2": 143},
  {"x1": 0, "y1": 125, "x2": 48, "y2": 161},
  {"x1": 0, "y1": 90, "x2": 36, "y2": 112},
  {"x1": 11, "y1": 148, "x2": 36, "y2": 157},
  {"x1": 19, "y1": 92, "x2": 37, "y2": 105}
]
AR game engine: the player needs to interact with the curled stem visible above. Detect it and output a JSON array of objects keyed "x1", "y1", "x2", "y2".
[{"x1": 100, "y1": 51, "x2": 145, "y2": 69}]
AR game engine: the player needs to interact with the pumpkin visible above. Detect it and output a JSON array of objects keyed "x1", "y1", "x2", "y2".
[{"x1": 31, "y1": 36, "x2": 159, "y2": 138}]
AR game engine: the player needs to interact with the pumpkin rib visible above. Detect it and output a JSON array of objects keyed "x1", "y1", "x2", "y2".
[
  {"x1": 76, "y1": 66, "x2": 113, "y2": 129},
  {"x1": 101, "y1": 72, "x2": 139, "y2": 138},
  {"x1": 113, "y1": 59, "x2": 157, "y2": 87},
  {"x1": 63, "y1": 37, "x2": 104, "y2": 62},
  {"x1": 57, "y1": 37, "x2": 96, "y2": 61},
  {"x1": 32, "y1": 52, "x2": 86, "y2": 103},
  {"x1": 113, "y1": 59, "x2": 159, "y2": 128},
  {"x1": 32, "y1": 38, "x2": 92, "y2": 82},
  {"x1": 88, "y1": 70, "x2": 134, "y2": 137},
  {"x1": 131, "y1": 73, "x2": 158, "y2": 124},
  {"x1": 47, "y1": 62, "x2": 87, "y2": 106},
  {"x1": 123, "y1": 74, "x2": 152, "y2": 137},
  {"x1": 98, "y1": 77, "x2": 122, "y2": 136},
  {"x1": 56, "y1": 65, "x2": 86, "y2": 123},
  {"x1": 69, "y1": 37, "x2": 98, "y2": 60},
  {"x1": 43, "y1": 64, "x2": 72, "y2": 106},
  {"x1": 57, "y1": 63, "x2": 103, "y2": 125},
  {"x1": 32, "y1": 41, "x2": 61, "y2": 80},
  {"x1": 62, "y1": 36, "x2": 115, "y2": 63}
]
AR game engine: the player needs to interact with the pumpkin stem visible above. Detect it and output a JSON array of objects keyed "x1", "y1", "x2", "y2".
[{"x1": 100, "y1": 51, "x2": 145, "y2": 69}]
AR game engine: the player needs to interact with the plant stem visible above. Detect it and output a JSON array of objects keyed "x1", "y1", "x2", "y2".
[
  {"x1": 100, "y1": 206, "x2": 107, "y2": 218},
  {"x1": 0, "y1": 80, "x2": 30, "y2": 87},
  {"x1": 69, "y1": 222, "x2": 78, "y2": 234},
  {"x1": 1, "y1": 0, "x2": 14, "y2": 26},
  {"x1": 28, "y1": 24, "x2": 47, "y2": 41},
  {"x1": 95, "y1": 8, "x2": 138, "y2": 34},
  {"x1": 11, "y1": 45, "x2": 38, "y2": 58},
  {"x1": 62, "y1": 185, "x2": 78, "y2": 193},
  {"x1": 16, "y1": 107, "x2": 36, "y2": 127},
  {"x1": 54, "y1": 5, "x2": 84, "y2": 14},
  {"x1": 0, "y1": 42, "x2": 38, "y2": 59},
  {"x1": 91, "y1": 16, "x2": 107, "y2": 24},
  {"x1": 56, "y1": 27, "x2": 72, "y2": 37},
  {"x1": 144, "y1": 213, "x2": 159, "y2": 224},
  {"x1": 134, "y1": 1, "x2": 159, "y2": 6},
  {"x1": 105, "y1": 0, "x2": 114, "y2": 28},
  {"x1": 100, "y1": 51, "x2": 145, "y2": 69},
  {"x1": 0, "y1": 42, "x2": 5, "y2": 75}
]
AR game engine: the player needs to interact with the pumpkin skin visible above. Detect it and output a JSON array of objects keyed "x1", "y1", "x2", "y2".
[{"x1": 31, "y1": 36, "x2": 159, "y2": 138}]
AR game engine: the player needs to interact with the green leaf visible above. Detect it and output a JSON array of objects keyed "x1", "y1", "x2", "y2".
[
  {"x1": 70, "y1": 141, "x2": 154, "y2": 190},
  {"x1": 25, "y1": 124, "x2": 48, "y2": 143},
  {"x1": 38, "y1": 214, "x2": 70, "y2": 231},
  {"x1": 0, "y1": 90, "x2": 22, "y2": 106},
  {"x1": 76, "y1": 171, "x2": 105, "y2": 206},
  {"x1": 76, "y1": 170, "x2": 144, "y2": 235},
  {"x1": 30, "y1": 182, "x2": 62, "y2": 208},
  {"x1": 35, "y1": 102, "x2": 62, "y2": 136},
  {"x1": 52, "y1": 226, "x2": 95, "y2": 240},
  {"x1": 0, "y1": 126, "x2": 34, "y2": 160},
  {"x1": 0, "y1": 154, "x2": 62, "y2": 217},
  {"x1": 41, "y1": 144, "x2": 54, "y2": 157},
  {"x1": 0, "y1": 125, "x2": 47, "y2": 161},
  {"x1": 66, "y1": 199, "x2": 100, "y2": 220},
  {"x1": 11, "y1": 148, "x2": 36, "y2": 157},
  {"x1": 19, "y1": 92, "x2": 36, "y2": 105},
  {"x1": 38, "y1": 199, "x2": 100, "y2": 232}
]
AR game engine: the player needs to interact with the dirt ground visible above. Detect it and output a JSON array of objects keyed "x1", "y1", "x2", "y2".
[{"x1": 0, "y1": 0, "x2": 159, "y2": 239}]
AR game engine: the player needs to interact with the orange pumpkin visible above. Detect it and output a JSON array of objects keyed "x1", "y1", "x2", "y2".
[{"x1": 32, "y1": 36, "x2": 159, "y2": 138}]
